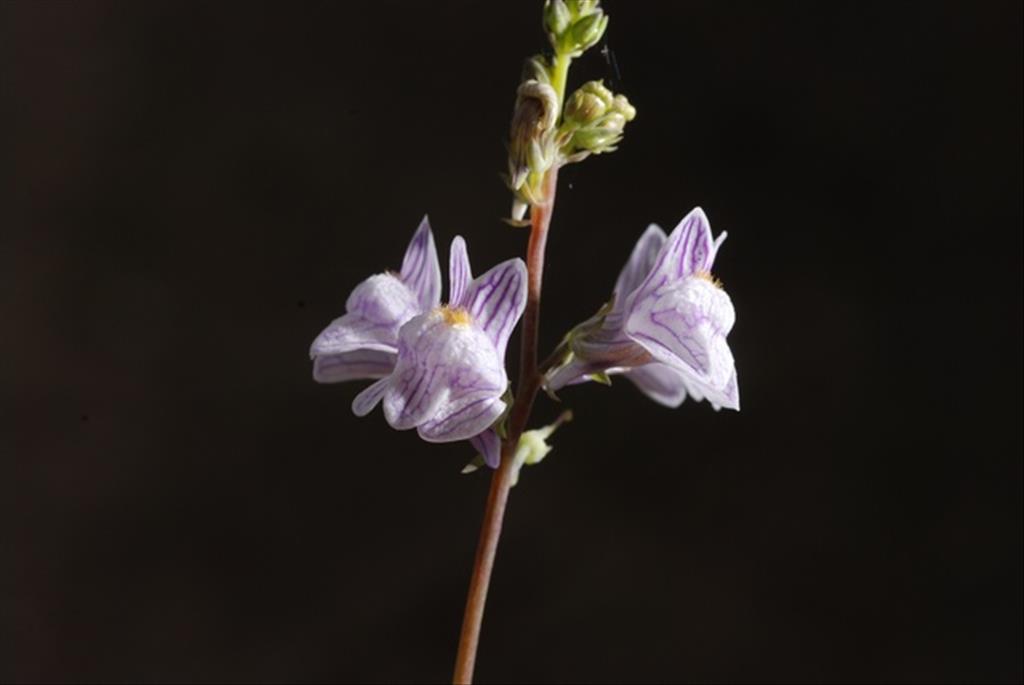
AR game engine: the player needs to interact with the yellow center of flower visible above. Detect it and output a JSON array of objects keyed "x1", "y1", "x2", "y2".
[
  {"x1": 438, "y1": 305, "x2": 473, "y2": 327},
  {"x1": 693, "y1": 270, "x2": 723, "y2": 289}
]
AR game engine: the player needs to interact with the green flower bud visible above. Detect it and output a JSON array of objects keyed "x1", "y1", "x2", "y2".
[
  {"x1": 461, "y1": 411, "x2": 573, "y2": 482},
  {"x1": 566, "y1": 0, "x2": 598, "y2": 17},
  {"x1": 563, "y1": 80, "x2": 617, "y2": 127},
  {"x1": 612, "y1": 94, "x2": 636, "y2": 121},
  {"x1": 570, "y1": 11, "x2": 608, "y2": 53},
  {"x1": 571, "y1": 127, "x2": 621, "y2": 152},
  {"x1": 600, "y1": 111, "x2": 627, "y2": 133},
  {"x1": 543, "y1": 0, "x2": 571, "y2": 37},
  {"x1": 564, "y1": 90, "x2": 607, "y2": 126},
  {"x1": 510, "y1": 410, "x2": 573, "y2": 486},
  {"x1": 580, "y1": 80, "x2": 614, "y2": 108},
  {"x1": 560, "y1": 83, "x2": 635, "y2": 157}
]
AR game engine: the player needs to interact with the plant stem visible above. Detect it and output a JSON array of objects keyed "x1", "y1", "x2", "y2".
[
  {"x1": 550, "y1": 51, "x2": 572, "y2": 117},
  {"x1": 452, "y1": 167, "x2": 560, "y2": 685}
]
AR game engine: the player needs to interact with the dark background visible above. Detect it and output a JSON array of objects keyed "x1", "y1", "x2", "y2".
[{"x1": 3, "y1": 1, "x2": 1021, "y2": 682}]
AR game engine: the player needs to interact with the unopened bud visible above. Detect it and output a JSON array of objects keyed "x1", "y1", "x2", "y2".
[
  {"x1": 544, "y1": 0, "x2": 571, "y2": 37},
  {"x1": 570, "y1": 11, "x2": 608, "y2": 53},
  {"x1": 509, "y1": 410, "x2": 573, "y2": 486},
  {"x1": 561, "y1": 84, "x2": 635, "y2": 156},
  {"x1": 582, "y1": 80, "x2": 614, "y2": 107},
  {"x1": 566, "y1": 0, "x2": 598, "y2": 17},
  {"x1": 600, "y1": 111, "x2": 627, "y2": 134},
  {"x1": 564, "y1": 90, "x2": 607, "y2": 126},
  {"x1": 612, "y1": 94, "x2": 636, "y2": 121},
  {"x1": 571, "y1": 127, "x2": 620, "y2": 151}
]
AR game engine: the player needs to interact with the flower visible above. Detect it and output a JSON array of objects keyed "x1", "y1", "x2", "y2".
[
  {"x1": 309, "y1": 216, "x2": 440, "y2": 383},
  {"x1": 544, "y1": 207, "x2": 740, "y2": 410},
  {"x1": 351, "y1": 236, "x2": 528, "y2": 467}
]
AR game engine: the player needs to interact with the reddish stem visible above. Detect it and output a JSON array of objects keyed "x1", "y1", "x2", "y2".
[{"x1": 452, "y1": 167, "x2": 559, "y2": 684}]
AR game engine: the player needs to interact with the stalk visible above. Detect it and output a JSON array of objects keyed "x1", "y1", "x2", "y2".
[{"x1": 452, "y1": 167, "x2": 560, "y2": 685}]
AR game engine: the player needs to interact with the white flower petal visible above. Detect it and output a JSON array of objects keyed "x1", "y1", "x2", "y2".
[
  {"x1": 625, "y1": 363, "x2": 690, "y2": 408},
  {"x1": 469, "y1": 429, "x2": 502, "y2": 469},
  {"x1": 457, "y1": 258, "x2": 527, "y2": 360},
  {"x1": 418, "y1": 393, "x2": 505, "y2": 443},
  {"x1": 310, "y1": 273, "x2": 420, "y2": 359},
  {"x1": 399, "y1": 215, "x2": 442, "y2": 311},
  {"x1": 613, "y1": 224, "x2": 666, "y2": 309},
  {"x1": 383, "y1": 311, "x2": 507, "y2": 435},
  {"x1": 624, "y1": 207, "x2": 715, "y2": 314},
  {"x1": 544, "y1": 357, "x2": 593, "y2": 392},
  {"x1": 352, "y1": 377, "x2": 391, "y2": 417},
  {"x1": 313, "y1": 349, "x2": 396, "y2": 383},
  {"x1": 624, "y1": 276, "x2": 738, "y2": 410},
  {"x1": 448, "y1": 236, "x2": 472, "y2": 306}
]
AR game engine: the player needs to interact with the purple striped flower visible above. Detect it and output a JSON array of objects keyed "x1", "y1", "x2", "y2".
[
  {"x1": 310, "y1": 216, "x2": 441, "y2": 383},
  {"x1": 352, "y1": 236, "x2": 527, "y2": 467},
  {"x1": 545, "y1": 207, "x2": 740, "y2": 411}
]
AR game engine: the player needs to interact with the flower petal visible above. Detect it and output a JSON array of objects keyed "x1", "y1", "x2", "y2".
[
  {"x1": 613, "y1": 224, "x2": 666, "y2": 308},
  {"x1": 625, "y1": 363, "x2": 690, "y2": 408},
  {"x1": 352, "y1": 377, "x2": 391, "y2": 417},
  {"x1": 383, "y1": 311, "x2": 507, "y2": 434},
  {"x1": 457, "y1": 258, "x2": 528, "y2": 360},
  {"x1": 313, "y1": 349, "x2": 396, "y2": 383},
  {"x1": 544, "y1": 356, "x2": 593, "y2": 391},
  {"x1": 625, "y1": 277, "x2": 739, "y2": 410},
  {"x1": 310, "y1": 273, "x2": 421, "y2": 358},
  {"x1": 399, "y1": 215, "x2": 442, "y2": 311},
  {"x1": 625, "y1": 277, "x2": 736, "y2": 373},
  {"x1": 419, "y1": 392, "x2": 505, "y2": 443},
  {"x1": 470, "y1": 429, "x2": 502, "y2": 469},
  {"x1": 625, "y1": 207, "x2": 715, "y2": 313},
  {"x1": 712, "y1": 368, "x2": 740, "y2": 411},
  {"x1": 448, "y1": 236, "x2": 472, "y2": 306}
]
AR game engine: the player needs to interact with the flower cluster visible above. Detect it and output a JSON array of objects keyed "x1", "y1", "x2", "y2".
[
  {"x1": 311, "y1": 208, "x2": 738, "y2": 471},
  {"x1": 310, "y1": 218, "x2": 526, "y2": 468},
  {"x1": 311, "y1": 0, "x2": 738, "y2": 476}
]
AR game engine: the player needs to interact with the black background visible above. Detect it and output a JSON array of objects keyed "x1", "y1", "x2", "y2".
[{"x1": 4, "y1": 1, "x2": 1022, "y2": 682}]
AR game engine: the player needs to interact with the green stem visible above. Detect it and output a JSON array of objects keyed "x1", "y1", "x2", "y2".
[{"x1": 550, "y1": 51, "x2": 572, "y2": 117}]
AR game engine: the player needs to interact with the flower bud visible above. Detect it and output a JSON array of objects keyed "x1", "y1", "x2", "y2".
[
  {"x1": 510, "y1": 410, "x2": 573, "y2": 485},
  {"x1": 564, "y1": 90, "x2": 606, "y2": 126},
  {"x1": 566, "y1": 0, "x2": 598, "y2": 15},
  {"x1": 545, "y1": 0, "x2": 607, "y2": 56},
  {"x1": 560, "y1": 83, "x2": 635, "y2": 156},
  {"x1": 571, "y1": 127, "x2": 621, "y2": 152},
  {"x1": 543, "y1": 0, "x2": 571, "y2": 37},
  {"x1": 600, "y1": 111, "x2": 627, "y2": 133},
  {"x1": 613, "y1": 94, "x2": 636, "y2": 121},
  {"x1": 570, "y1": 11, "x2": 608, "y2": 53}
]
